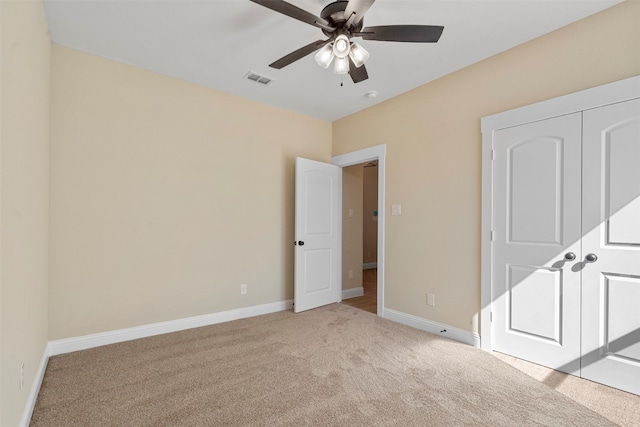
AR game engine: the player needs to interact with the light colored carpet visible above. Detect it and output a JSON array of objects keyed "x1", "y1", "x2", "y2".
[
  {"x1": 493, "y1": 352, "x2": 640, "y2": 427},
  {"x1": 32, "y1": 304, "x2": 617, "y2": 426}
]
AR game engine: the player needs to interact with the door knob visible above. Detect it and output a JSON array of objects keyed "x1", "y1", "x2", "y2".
[
  {"x1": 298, "y1": 241, "x2": 305, "y2": 246},
  {"x1": 564, "y1": 252, "x2": 576, "y2": 261},
  {"x1": 585, "y1": 253, "x2": 598, "y2": 263}
]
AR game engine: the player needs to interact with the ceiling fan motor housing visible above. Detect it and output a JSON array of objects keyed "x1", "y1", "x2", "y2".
[{"x1": 320, "y1": 0, "x2": 364, "y2": 39}]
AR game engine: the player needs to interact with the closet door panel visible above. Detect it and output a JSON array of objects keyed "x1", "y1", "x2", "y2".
[
  {"x1": 582, "y1": 98, "x2": 640, "y2": 395},
  {"x1": 492, "y1": 113, "x2": 582, "y2": 374}
]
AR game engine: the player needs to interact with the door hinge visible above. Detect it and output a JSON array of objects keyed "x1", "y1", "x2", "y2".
[
  {"x1": 490, "y1": 312, "x2": 493, "y2": 322},
  {"x1": 490, "y1": 230, "x2": 494, "y2": 241},
  {"x1": 491, "y1": 149, "x2": 496, "y2": 161}
]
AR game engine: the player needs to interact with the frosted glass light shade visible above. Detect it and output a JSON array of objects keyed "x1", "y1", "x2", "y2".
[
  {"x1": 349, "y1": 42, "x2": 369, "y2": 68},
  {"x1": 315, "y1": 43, "x2": 334, "y2": 69},
  {"x1": 333, "y1": 56, "x2": 349, "y2": 74},
  {"x1": 332, "y1": 35, "x2": 351, "y2": 58}
]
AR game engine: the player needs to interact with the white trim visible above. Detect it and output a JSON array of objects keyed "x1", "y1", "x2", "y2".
[
  {"x1": 383, "y1": 308, "x2": 480, "y2": 348},
  {"x1": 48, "y1": 300, "x2": 293, "y2": 356},
  {"x1": 481, "y1": 75, "x2": 640, "y2": 132},
  {"x1": 362, "y1": 262, "x2": 377, "y2": 270},
  {"x1": 332, "y1": 144, "x2": 386, "y2": 317},
  {"x1": 342, "y1": 287, "x2": 364, "y2": 299},
  {"x1": 336, "y1": 163, "x2": 343, "y2": 303},
  {"x1": 480, "y1": 75, "x2": 640, "y2": 352},
  {"x1": 19, "y1": 347, "x2": 49, "y2": 427}
]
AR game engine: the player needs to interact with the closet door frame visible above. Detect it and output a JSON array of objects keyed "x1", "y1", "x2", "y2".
[{"x1": 480, "y1": 75, "x2": 640, "y2": 351}]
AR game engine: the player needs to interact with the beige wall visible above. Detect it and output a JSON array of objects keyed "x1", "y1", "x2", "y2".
[
  {"x1": 341, "y1": 164, "x2": 363, "y2": 291},
  {"x1": 333, "y1": 1, "x2": 640, "y2": 333},
  {"x1": 0, "y1": 0, "x2": 51, "y2": 425},
  {"x1": 49, "y1": 45, "x2": 332, "y2": 340}
]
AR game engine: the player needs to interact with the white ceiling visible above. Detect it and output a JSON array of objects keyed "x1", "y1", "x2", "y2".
[{"x1": 43, "y1": 0, "x2": 622, "y2": 121}]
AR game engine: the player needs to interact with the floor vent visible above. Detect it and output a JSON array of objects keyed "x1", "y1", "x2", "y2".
[{"x1": 244, "y1": 71, "x2": 273, "y2": 85}]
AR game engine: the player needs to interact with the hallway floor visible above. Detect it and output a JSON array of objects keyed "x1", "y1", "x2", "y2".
[{"x1": 341, "y1": 268, "x2": 377, "y2": 314}]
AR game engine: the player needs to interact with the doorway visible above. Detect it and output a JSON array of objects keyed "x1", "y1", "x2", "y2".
[
  {"x1": 340, "y1": 161, "x2": 378, "y2": 314},
  {"x1": 331, "y1": 144, "x2": 386, "y2": 316}
]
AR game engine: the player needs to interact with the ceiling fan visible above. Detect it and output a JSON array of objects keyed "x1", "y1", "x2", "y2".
[{"x1": 249, "y1": 0, "x2": 444, "y2": 84}]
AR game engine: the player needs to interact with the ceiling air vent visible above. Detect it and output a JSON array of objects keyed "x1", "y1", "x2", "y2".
[{"x1": 244, "y1": 71, "x2": 273, "y2": 85}]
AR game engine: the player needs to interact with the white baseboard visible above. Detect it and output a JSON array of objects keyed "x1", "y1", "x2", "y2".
[
  {"x1": 383, "y1": 308, "x2": 480, "y2": 348},
  {"x1": 20, "y1": 346, "x2": 49, "y2": 427},
  {"x1": 342, "y1": 287, "x2": 364, "y2": 300},
  {"x1": 363, "y1": 262, "x2": 377, "y2": 270},
  {"x1": 48, "y1": 299, "x2": 293, "y2": 356}
]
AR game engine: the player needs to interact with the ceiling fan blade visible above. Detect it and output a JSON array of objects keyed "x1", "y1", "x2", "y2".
[
  {"x1": 344, "y1": 0, "x2": 375, "y2": 28},
  {"x1": 269, "y1": 39, "x2": 330, "y2": 69},
  {"x1": 357, "y1": 25, "x2": 444, "y2": 42},
  {"x1": 250, "y1": 0, "x2": 332, "y2": 30},
  {"x1": 348, "y1": 56, "x2": 369, "y2": 84}
]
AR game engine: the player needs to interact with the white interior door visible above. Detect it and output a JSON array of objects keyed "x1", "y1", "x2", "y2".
[
  {"x1": 294, "y1": 157, "x2": 340, "y2": 313},
  {"x1": 581, "y1": 98, "x2": 640, "y2": 395},
  {"x1": 492, "y1": 113, "x2": 583, "y2": 374}
]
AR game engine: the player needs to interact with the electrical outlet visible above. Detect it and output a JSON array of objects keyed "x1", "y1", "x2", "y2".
[
  {"x1": 20, "y1": 362, "x2": 25, "y2": 390},
  {"x1": 240, "y1": 284, "x2": 247, "y2": 295},
  {"x1": 348, "y1": 270, "x2": 353, "y2": 279},
  {"x1": 427, "y1": 293, "x2": 436, "y2": 307}
]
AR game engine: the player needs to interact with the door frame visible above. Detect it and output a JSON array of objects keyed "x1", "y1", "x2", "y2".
[
  {"x1": 332, "y1": 144, "x2": 386, "y2": 316},
  {"x1": 480, "y1": 75, "x2": 640, "y2": 351}
]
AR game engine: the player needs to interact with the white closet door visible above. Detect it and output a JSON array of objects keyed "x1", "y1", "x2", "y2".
[
  {"x1": 581, "y1": 98, "x2": 640, "y2": 395},
  {"x1": 492, "y1": 113, "x2": 583, "y2": 374}
]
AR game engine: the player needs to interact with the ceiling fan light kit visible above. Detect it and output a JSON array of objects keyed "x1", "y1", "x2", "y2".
[
  {"x1": 334, "y1": 56, "x2": 350, "y2": 74},
  {"x1": 349, "y1": 42, "x2": 369, "y2": 68},
  {"x1": 250, "y1": 0, "x2": 444, "y2": 84},
  {"x1": 315, "y1": 43, "x2": 334, "y2": 68},
  {"x1": 315, "y1": 39, "x2": 368, "y2": 73},
  {"x1": 332, "y1": 34, "x2": 351, "y2": 58}
]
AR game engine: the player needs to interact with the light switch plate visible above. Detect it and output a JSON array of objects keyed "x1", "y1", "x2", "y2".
[
  {"x1": 391, "y1": 204, "x2": 402, "y2": 215},
  {"x1": 427, "y1": 293, "x2": 436, "y2": 306}
]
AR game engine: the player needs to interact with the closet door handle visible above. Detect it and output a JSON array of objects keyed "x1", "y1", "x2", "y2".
[
  {"x1": 564, "y1": 252, "x2": 576, "y2": 261},
  {"x1": 585, "y1": 253, "x2": 598, "y2": 263}
]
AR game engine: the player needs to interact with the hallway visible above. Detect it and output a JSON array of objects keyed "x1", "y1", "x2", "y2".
[{"x1": 341, "y1": 268, "x2": 377, "y2": 314}]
